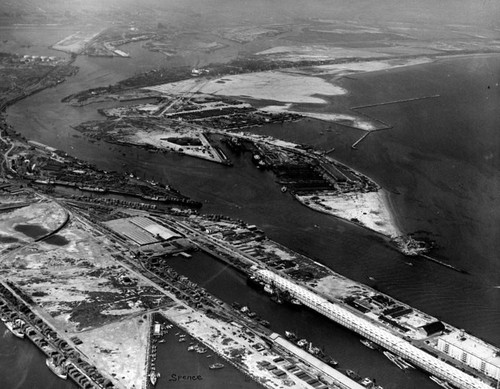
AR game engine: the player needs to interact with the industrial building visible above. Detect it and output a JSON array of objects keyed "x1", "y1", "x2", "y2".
[
  {"x1": 255, "y1": 269, "x2": 493, "y2": 389},
  {"x1": 269, "y1": 333, "x2": 365, "y2": 389},
  {"x1": 436, "y1": 330, "x2": 500, "y2": 381},
  {"x1": 104, "y1": 216, "x2": 181, "y2": 246}
]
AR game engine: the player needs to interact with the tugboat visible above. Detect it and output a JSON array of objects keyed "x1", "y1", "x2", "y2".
[
  {"x1": 46, "y1": 358, "x2": 67, "y2": 380},
  {"x1": 325, "y1": 356, "x2": 339, "y2": 367},
  {"x1": 345, "y1": 370, "x2": 362, "y2": 382},
  {"x1": 284, "y1": 331, "x2": 297, "y2": 341},
  {"x1": 296, "y1": 339, "x2": 308, "y2": 348},
  {"x1": 246, "y1": 275, "x2": 265, "y2": 290},
  {"x1": 360, "y1": 338, "x2": 377, "y2": 350},
  {"x1": 383, "y1": 351, "x2": 414, "y2": 370},
  {"x1": 209, "y1": 363, "x2": 224, "y2": 370},
  {"x1": 263, "y1": 283, "x2": 275, "y2": 295},
  {"x1": 429, "y1": 376, "x2": 454, "y2": 389},
  {"x1": 259, "y1": 319, "x2": 270, "y2": 328}
]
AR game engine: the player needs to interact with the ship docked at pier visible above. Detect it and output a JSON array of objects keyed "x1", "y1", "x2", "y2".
[
  {"x1": 46, "y1": 357, "x2": 68, "y2": 380},
  {"x1": 251, "y1": 267, "x2": 499, "y2": 389},
  {"x1": 4, "y1": 320, "x2": 24, "y2": 338}
]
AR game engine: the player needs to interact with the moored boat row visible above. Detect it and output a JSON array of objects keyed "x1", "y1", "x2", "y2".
[
  {"x1": 429, "y1": 375, "x2": 456, "y2": 389},
  {"x1": 383, "y1": 351, "x2": 415, "y2": 370}
]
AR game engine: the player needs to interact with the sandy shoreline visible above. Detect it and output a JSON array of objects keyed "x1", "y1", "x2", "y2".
[{"x1": 295, "y1": 189, "x2": 402, "y2": 238}]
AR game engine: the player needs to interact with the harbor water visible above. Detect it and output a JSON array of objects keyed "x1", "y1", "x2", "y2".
[{"x1": 3, "y1": 30, "x2": 500, "y2": 388}]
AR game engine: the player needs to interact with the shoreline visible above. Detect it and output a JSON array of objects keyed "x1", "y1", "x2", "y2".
[{"x1": 293, "y1": 188, "x2": 402, "y2": 239}]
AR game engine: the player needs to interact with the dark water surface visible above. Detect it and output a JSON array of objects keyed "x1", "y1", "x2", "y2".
[
  {"x1": 14, "y1": 224, "x2": 49, "y2": 239},
  {"x1": 4, "y1": 37, "x2": 500, "y2": 389},
  {"x1": 154, "y1": 317, "x2": 261, "y2": 389}
]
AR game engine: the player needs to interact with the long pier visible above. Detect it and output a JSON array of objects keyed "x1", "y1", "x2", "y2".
[
  {"x1": 351, "y1": 132, "x2": 370, "y2": 149},
  {"x1": 255, "y1": 269, "x2": 492, "y2": 389},
  {"x1": 351, "y1": 95, "x2": 441, "y2": 110}
]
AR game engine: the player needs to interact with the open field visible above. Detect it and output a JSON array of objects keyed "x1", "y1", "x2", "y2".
[
  {"x1": 77, "y1": 316, "x2": 149, "y2": 389},
  {"x1": 0, "y1": 200, "x2": 172, "y2": 333}
]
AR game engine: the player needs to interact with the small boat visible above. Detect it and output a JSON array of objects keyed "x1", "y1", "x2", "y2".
[
  {"x1": 345, "y1": 369, "x2": 361, "y2": 381},
  {"x1": 296, "y1": 339, "x2": 308, "y2": 348},
  {"x1": 178, "y1": 338, "x2": 186, "y2": 343},
  {"x1": 150, "y1": 371, "x2": 158, "y2": 386},
  {"x1": 187, "y1": 345, "x2": 196, "y2": 351},
  {"x1": 263, "y1": 283, "x2": 275, "y2": 295},
  {"x1": 46, "y1": 358, "x2": 67, "y2": 380},
  {"x1": 159, "y1": 339, "x2": 166, "y2": 343},
  {"x1": 360, "y1": 339, "x2": 377, "y2": 350},
  {"x1": 360, "y1": 377, "x2": 373, "y2": 387},
  {"x1": 4, "y1": 321, "x2": 24, "y2": 338},
  {"x1": 326, "y1": 357, "x2": 339, "y2": 367},
  {"x1": 209, "y1": 363, "x2": 224, "y2": 370},
  {"x1": 429, "y1": 376, "x2": 454, "y2": 389},
  {"x1": 281, "y1": 186, "x2": 287, "y2": 193},
  {"x1": 240, "y1": 306, "x2": 249, "y2": 313},
  {"x1": 259, "y1": 320, "x2": 270, "y2": 328},
  {"x1": 285, "y1": 331, "x2": 297, "y2": 341},
  {"x1": 196, "y1": 347, "x2": 207, "y2": 354},
  {"x1": 383, "y1": 351, "x2": 414, "y2": 370}
]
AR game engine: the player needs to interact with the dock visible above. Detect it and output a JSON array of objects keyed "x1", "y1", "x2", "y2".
[
  {"x1": 255, "y1": 269, "x2": 491, "y2": 389},
  {"x1": 351, "y1": 132, "x2": 370, "y2": 150},
  {"x1": 351, "y1": 95, "x2": 441, "y2": 110}
]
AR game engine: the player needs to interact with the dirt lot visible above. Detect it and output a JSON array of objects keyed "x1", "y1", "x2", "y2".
[{"x1": 0, "y1": 200, "x2": 171, "y2": 332}]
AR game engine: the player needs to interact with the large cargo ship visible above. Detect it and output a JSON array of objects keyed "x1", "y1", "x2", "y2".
[
  {"x1": 4, "y1": 321, "x2": 24, "y2": 338},
  {"x1": 46, "y1": 357, "x2": 68, "y2": 380}
]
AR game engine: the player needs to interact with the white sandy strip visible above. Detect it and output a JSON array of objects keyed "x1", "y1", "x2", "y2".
[
  {"x1": 261, "y1": 104, "x2": 377, "y2": 130},
  {"x1": 144, "y1": 71, "x2": 346, "y2": 104},
  {"x1": 256, "y1": 45, "x2": 385, "y2": 61},
  {"x1": 309, "y1": 57, "x2": 433, "y2": 75},
  {"x1": 117, "y1": 129, "x2": 223, "y2": 163},
  {"x1": 296, "y1": 190, "x2": 400, "y2": 237}
]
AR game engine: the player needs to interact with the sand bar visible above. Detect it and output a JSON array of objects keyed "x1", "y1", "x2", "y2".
[
  {"x1": 145, "y1": 71, "x2": 346, "y2": 104},
  {"x1": 296, "y1": 190, "x2": 401, "y2": 237}
]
